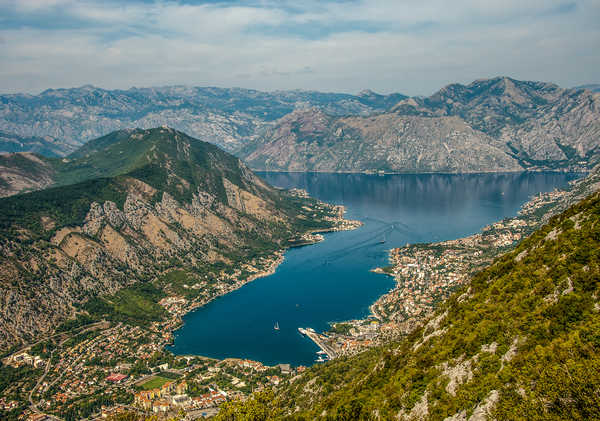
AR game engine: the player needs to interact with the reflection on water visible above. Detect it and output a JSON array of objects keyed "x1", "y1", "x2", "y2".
[{"x1": 168, "y1": 172, "x2": 580, "y2": 366}]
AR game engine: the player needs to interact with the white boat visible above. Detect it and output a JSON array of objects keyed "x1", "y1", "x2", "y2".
[
  {"x1": 274, "y1": 322, "x2": 280, "y2": 330},
  {"x1": 315, "y1": 356, "x2": 326, "y2": 363},
  {"x1": 298, "y1": 327, "x2": 307, "y2": 335},
  {"x1": 316, "y1": 350, "x2": 327, "y2": 355}
]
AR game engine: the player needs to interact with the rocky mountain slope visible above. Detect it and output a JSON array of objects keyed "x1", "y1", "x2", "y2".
[
  {"x1": 577, "y1": 84, "x2": 600, "y2": 93},
  {"x1": 0, "y1": 86, "x2": 405, "y2": 154},
  {"x1": 0, "y1": 131, "x2": 73, "y2": 157},
  {"x1": 216, "y1": 175, "x2": 600, "y2": 420},
  {"x1": 0, "y1": 153, "x2": 56, "y2": 197},
  {"x1": 240, "y1": 108, "x2": 521, "y2": 173},
  {"x1": 241, "y1": 77, "x2": 600, "y2": 173},
  {"x1": 0, "y1": 127, "x2": 343, "y2": 351}
]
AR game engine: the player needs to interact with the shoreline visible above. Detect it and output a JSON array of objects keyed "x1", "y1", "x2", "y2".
[{"x1": 164, "y1": 205, "x2": 362, "y2": 360}]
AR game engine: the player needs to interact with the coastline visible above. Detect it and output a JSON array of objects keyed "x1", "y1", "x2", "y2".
[{"x1": 163, "y1": 204, "x2": 362, "y2": 356}]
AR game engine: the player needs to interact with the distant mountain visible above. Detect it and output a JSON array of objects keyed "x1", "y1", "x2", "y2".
[
  {"x1": 0, "y1": 153, "x2": 55, "y2": 197},
  {"x1": 239, "y1": 108, "x2": 521, "y2": 173},
  {"x1": 0, "y1": 131, "x2": 76, "y2": 156},
  {"x1": 241, "y1": 77, "x2": 600, "y2": 173},
  {"x1": 576, "y1": 84, "x2": 600, "y2": 93},
  {"x1": 0, "y1": 86, "x2": 406, "y2": 155},
  {"x1": 0, "y1": 127, "x2": 343, "y2": 350},
  {"x1": 216, "y1": 170, "x2": 600, "y2": 420}
]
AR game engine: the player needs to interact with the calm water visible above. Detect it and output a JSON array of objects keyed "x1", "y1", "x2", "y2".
[{"x1": 169, "y1": 172, "x2": 580, "y2": 366}]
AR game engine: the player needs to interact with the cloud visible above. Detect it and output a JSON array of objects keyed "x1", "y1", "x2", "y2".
[{"x1": 0, "y1": 0, "x2": 598, "y2": 95}]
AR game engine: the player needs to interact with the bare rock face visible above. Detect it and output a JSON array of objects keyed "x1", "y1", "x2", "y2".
[
  {"x1": 0, "y1": 153, "x2": 55, "y2": 197},
  {"x1": 243, "y1": 109, "x2": 522, "y2": 173},
  {"x1": 241, "y1": 77, "x2": 600, "y2": 172}
]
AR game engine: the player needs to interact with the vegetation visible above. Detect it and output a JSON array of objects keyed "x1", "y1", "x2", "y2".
[
  {"x1": 138, "y1": 375, "x2": 173, "y2": 391},
  {"x1": 84, "y1": 283, "x2": 166, "y2": 326},
  {"x1": 215, "y1": 192, "x2": 600, "y2": 420}
]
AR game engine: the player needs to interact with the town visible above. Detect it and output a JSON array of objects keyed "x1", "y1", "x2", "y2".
[{"x1": 0, "y1": 200, "x2": 359, "y2": 420}]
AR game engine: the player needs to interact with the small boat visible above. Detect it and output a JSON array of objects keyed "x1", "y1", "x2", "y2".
[
  {"x1": 298, "y1": 327, "x2": 307, "y2": 335},
  {"x1": 315, "y1": 356, "x2": 326, "y2": 363},
  {"x1": 379, "y1": 235, "x2": 386, "y2": 244},
  {"x1": 316, "y1": 350, "x2": 327, "y2": 355},
  {"x1": 274, "y1": 322, "x2": 280, "y2": 331}
]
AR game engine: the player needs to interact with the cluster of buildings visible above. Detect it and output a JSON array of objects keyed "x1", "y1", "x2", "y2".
[
  {"x1": 4, "y1": 351, "x2": 45, "y2": 368},
  {"x1": 134, "y1": 380, "x2": 193, "y2": 412}
]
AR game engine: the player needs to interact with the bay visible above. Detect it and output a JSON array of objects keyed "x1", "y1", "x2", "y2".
[{"x1": 168, "y1": 172, "x2": 581, "y2": 366}]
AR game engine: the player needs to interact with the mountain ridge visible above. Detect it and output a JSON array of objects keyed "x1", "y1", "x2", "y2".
[
  {"x1": 0, "y1": 127, "x2": 349, "y2": 351},
  {"x1": 241, "y1": 77, "x2": 600, "y2": 173},
  {"x1": 0, "y1": 86, "x2": 406, "y2": 155}
]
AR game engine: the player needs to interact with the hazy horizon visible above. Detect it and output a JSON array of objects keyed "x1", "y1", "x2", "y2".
[{"x1": 1, "y1": 0, "x2": 599, "y2": 96}]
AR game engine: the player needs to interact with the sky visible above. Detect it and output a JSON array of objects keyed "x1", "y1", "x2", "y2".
[{"x1": 0, "y1": 0, "x2": 599, "y2": 96}]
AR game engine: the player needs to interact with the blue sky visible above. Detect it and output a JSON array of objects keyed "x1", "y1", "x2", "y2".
[{"x1": 0, "y1": 0, "x2": 598, "y2": 95}]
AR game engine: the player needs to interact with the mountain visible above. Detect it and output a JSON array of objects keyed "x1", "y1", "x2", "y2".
[
  {"x1": 0, "y1": 86, "x2": 406, "y2": 155},
  {"x1": 0, "y1": 127, "x2": 346, "y2": 351},
  {"x1": 216, "y1": 180, "x2": 600, "y2": 420},
  {"x1": 0, "y1": 131, "x2": 75, "y2": 157},
  {"x1": 239, "y1": 108, "x2": 521, "y2": 173},
  {"x1": 576, "y1": 84, "x2": 600, "y2": 93},
  {"x1": 0, "y1": 153, "x2": 55, "y2": 197},
  {"x1": 240, "y1": 77, "x2": 600, "y2": 173}
]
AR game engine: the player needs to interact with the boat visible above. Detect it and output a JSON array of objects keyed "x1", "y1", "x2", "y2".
[
  {"x1": 315, "y1": 356, "x2": 326, "y2": 363},
  {"x1": 379, "y1": 235, "x2": 386, "y2": 244},
  {"x1": 298, "y1": 327, "x2": 307, "y2": 335},
  {"x1": 316, "y1": 350, "x2": 327, "y2": 355},
  {"x1": 274, "y1": 322, "x2": 279, "y2": 331}
]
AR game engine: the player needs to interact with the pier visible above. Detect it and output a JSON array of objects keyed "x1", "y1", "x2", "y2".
[{"x1": 300, "y1": 327, "x2": 338, "y2": 360}]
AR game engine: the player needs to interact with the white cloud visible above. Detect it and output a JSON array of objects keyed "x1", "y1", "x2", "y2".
[{"x1": 0, "y1": 0, "x2": 598, "y2": 95}]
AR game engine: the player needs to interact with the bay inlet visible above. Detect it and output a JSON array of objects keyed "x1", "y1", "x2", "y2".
[{"x1": 168, "y1": 172, "x2": 581, "y2": 366}]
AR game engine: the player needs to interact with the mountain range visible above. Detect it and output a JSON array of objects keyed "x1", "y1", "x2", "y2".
[
  {"x1": 2, "y1": 77, "x2": 598, "y2": 174},
  {"x1": 0, "y1": 86, "x2": 405, "y2": 155},
  {"x1": 241, "y1": 77, "x2": 600, "y2": 173},
  {"x1": 0, "y1": 127, "x2": 343, "y2": 351}
]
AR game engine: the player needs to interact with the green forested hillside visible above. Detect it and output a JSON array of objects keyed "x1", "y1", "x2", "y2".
[
  {"x1": 216, "y1": 192, "x2": 600, "y2": 420},
  {"x1": 0, "y1": 127, "x2": 344, "y2": 351}
]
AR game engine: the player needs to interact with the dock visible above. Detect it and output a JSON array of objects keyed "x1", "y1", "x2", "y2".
[{"x1": 300, "y1": 327, "x2": 338, "y2": 360}]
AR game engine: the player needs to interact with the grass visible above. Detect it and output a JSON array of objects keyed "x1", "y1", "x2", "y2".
[{"x1": 138, "y1": 375, "x2": 172, "y2": 390}]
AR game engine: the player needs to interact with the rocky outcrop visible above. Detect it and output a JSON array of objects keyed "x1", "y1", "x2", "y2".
[{"x1": 0, "y1": 152, "x2": 55, "y2": 197}]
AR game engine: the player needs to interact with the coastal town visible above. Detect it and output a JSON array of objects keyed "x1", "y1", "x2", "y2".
[
  {"x1": 1, "y1": 179, "x2": 591, "y2": 420},
  {"x1": 0, "y1": 197, "x2": 360, "y2": 420},
  {"x1": 297, "y1": 184, "x2": 590, "y2": 357}
]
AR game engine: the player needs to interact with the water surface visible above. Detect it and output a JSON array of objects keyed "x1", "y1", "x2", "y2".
[{"x1": 169, "y1": 172, "x2": 580, "y2": 366}]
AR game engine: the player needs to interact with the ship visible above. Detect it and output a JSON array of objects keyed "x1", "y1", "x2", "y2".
[
  {"x1": 274, "y1": 322, "x2": 279, "y2": 331},
  {"x1": 298, "y1": 327, "x2": 307, "y2": 335}
]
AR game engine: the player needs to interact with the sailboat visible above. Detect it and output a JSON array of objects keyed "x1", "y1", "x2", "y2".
[{"x1": 274, "y1": 322, "x2": 280, "y2": 331}]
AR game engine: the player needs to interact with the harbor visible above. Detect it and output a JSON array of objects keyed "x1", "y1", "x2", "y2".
[{"x1": 298, "y1": 328, "x2": 337, "y2": 361}]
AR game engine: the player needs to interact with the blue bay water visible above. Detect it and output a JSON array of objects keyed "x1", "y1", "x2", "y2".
[{"x1": 168, "y1": 172, "x2": 580, "y2": 366}]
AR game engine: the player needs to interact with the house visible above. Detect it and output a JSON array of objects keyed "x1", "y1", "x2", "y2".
[
  {"x1": 171, "y1": 394, "x2": 191, "y2": 406},
  {"x1": 278, "y1": 363, "x2": 291, "y2": 375},
  {"x1": 152, "y1": 399, "x2": 170, "y2": 413},
  {"x1": 175, "y1": 380, "x2": 188, "y2": 395}
]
